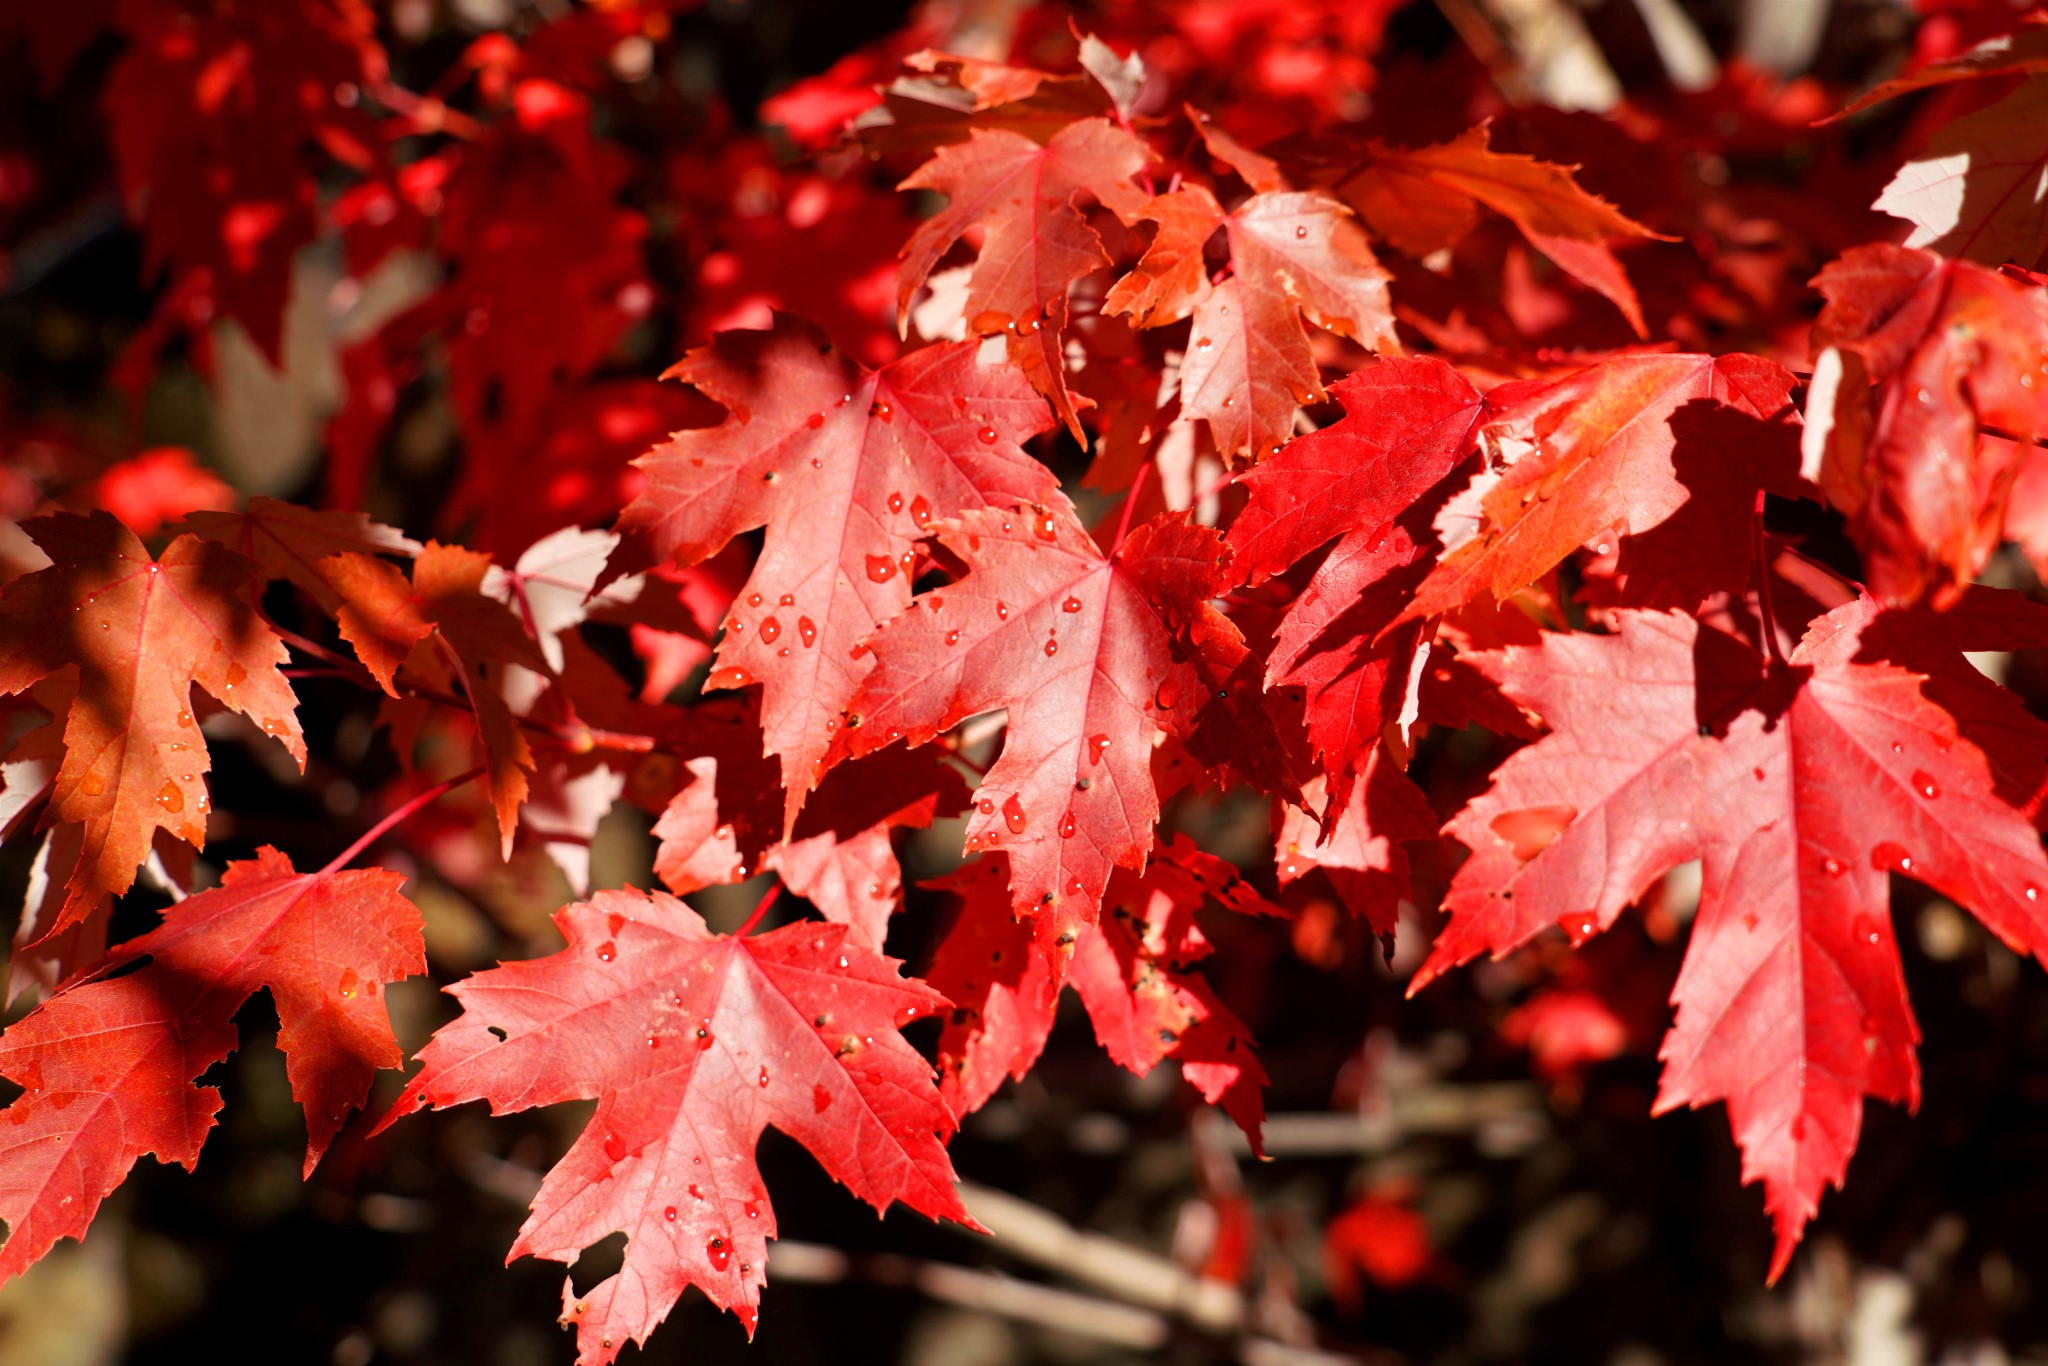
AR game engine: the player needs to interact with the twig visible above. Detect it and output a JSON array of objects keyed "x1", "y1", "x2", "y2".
[{"x1": 958, "y1": 1180, "x2": 1246, "y2": 1333}]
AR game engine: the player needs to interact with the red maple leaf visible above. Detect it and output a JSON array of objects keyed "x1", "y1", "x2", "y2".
[
  {"x1": 0, "y1": 846, "x2": 423, "y2": 1282},
  {"x1": 611, "y1": 315, "x2": 1058, "y2": 829},
  {"x1": 1804, "y1": 244, "x2": 2048, "y2": 605},
  {"x1": 1227, "y1": 357, "x2": 1492, "y2": 586},
  {"x1": 926, "y1": 843, "x2": 1271, "y2": 1144},
  {"x1": 1106, "y1": 182, "x2": 1399, "y2": 459},
  {"x1": 1406, "y1": 352, "x2": 1803, "y2": 621},
  {"x1": 0, "y1": 512, "x2": 306, "y2": 937},
  {"x1": 326, "y1": 543, "x2": 547, "y2": 855},
  {"x1": 380, "y1": 889, "x2": 971, "y2": 1363},
  {"x1": 1337, "y1": 123, "x2": 1668, "y2": 336},
  {"x1": 1276, "y1": 755, "x2": 1438, "y2": 943},
  {"x1": 1414, "y1": 609, "x2": 2048, "y2": 1276},
  {"x1": 103, "y1": 0, "x2": 385, "y2": 361},
  {"x1": 895, "y1": 117, "x2": 1151, "y2": 433},
  {"x1": 831, "y1": 506, "x2": 1232, "y2": 943}
]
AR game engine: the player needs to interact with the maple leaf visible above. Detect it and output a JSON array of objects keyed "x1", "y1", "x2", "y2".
[
  {"x1": 831, "y1": 506, "x2": 1232, "y2": 943},
  {"x1": 175, "y1": 495, "x2": 420, "y2": 611},
  {"x1": 103, "y1": 0, "x2": 384, "y2": 361},
  {"x1": 1336, "y1": 123, "x2": 1668, "y2": 336},
  {"x1": 1405, "y1": 352, "x2": 1803, "y2": 622},
  {"x1": 1227, "y1": 357, "x2": 1491, "y2": 586},
  {"x1": 1264, "y1": 523, "x2": 1433, "y2": 820},
  {"x1": 1874, "y1": 77, "x2": 2048, "y2": 271},
  {"x1": 895, "y1": 118, "x2": 1150, "y2": 433},
  {"x1": 1795, "y1": 585, "x2": 2048, "y2": 826},
  {"x1": 1804, "y1": 244, "x2": 2048, "y2": 605},
  {"x1": 380, "y1": 888, "x2": 971, "y2": 1364},
  {"x1": 0, "y1": 847, "x2": 423, "y2": 1281},
  {"x1": 326, "y1": 543, "x2": 547, "y2": 855},
  {"x1": 0, "y1": 512, "x2": 306, "y2": 938},
  {"x1": 610, "y1": 316, "x2": 1057, "y2": 830},
  {"x1": 1413, "y1": 610, "x2": 2048, "y2": 1276},
  {"x1": 1276, "y1": 755, "x2": 1437, "y2": 942},
  {"x1": 927, "y1": 844, "x2": 1271, "y2": 1145},
  {"x1": 1831, "y1": 16, "x2": 2048, "y2": 119},
  {"x1": 346, "y1": 79, "x2": 647, "y2": 472},
  {"x1": 1107, "y1": 183, "x2": 1399, "y2": 459},
  {"x1": 652, "y1": 731, "x2": 969, "y2": 948}
]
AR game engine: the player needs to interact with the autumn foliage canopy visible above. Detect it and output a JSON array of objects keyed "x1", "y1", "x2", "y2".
[{"x1": 5, "y1": 0, "x2": 2048, "y2": 1360}]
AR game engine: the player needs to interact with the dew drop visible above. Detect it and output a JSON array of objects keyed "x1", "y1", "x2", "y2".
[
  {"x1": 758, "y1": 616, "x2": 782, "y2": 645},
  {"x1": 1910, "y1": 770, "x2": 1940, "y2": 799},
  {"x1": 1031, "y1": 512, "x2": 1057, "y2": 542},
  {"x1": 82, "y1": 773, "x2": 105, "y2": 797},
  {"x1": 748, "y1": 593, "x2": 763, "y2": 608},
  {"x1": 1087, "y1": 734, "x2": 1109, "y2": 764},
  {"x1": 865, "y1": 554, "x2": 896, "y2": 583},
  {"x1": 910, "y1": 495, "x2": 932, "y2": 526},
  {"x1": 156, "y1": 781, "x2": 184, "y2": 813},
  {"x1": 1871, "y1": 840, "x2": 1914, "y2": 875},
  {"x1": 887, "y1": 491, "x2": 905, "y2": 514},
  {"x1": 1002, "y1": 793, "x2": 1027, "y2": 833},
  {"x1": 603, "y1": 1133, "x2": 627, "y2": 1163},
  {"x1": 977, "y1": 426, "x2": 998, "y2": 445},
  {"x1": 1043, "y1": 639, "x2": 1058, "y2": 657},
  {"x1": 946, "y1": 630, "x2": 961, "y2": 646},
  {"x1": 797, "y1": 616, "x2": 818, "y2": 647},
  {"x1": 977, "y1": 797, "x2": 995, "y2": 815},
  {"x1": 1062, "y1": 596, "x2": 1082, "y2": 613},
  {"x1": 806, "y1": 412, "x2": 824, "y2": 429},
  {"x1": 1195, "y1": 336, "x2": 1213, "y2": 351},
  {"x1": 665, "y1": 1206, "x2": 678, "y2": 1222},
  {"x1": 1294, "y1": 224, "x2": 1307, "y2": 239},
  {"x1": 995, "y1": 601, "x2": 1009, "y2": 620},
  {"x1": 1058, "y1": 810, "x2": 1076, "y2": 838},
  {"x1": 696, "y1": 1025, "x2": 714, "y2": 1049},
  {"x1": 873, "y1": 399, "x2": 893, "y2": 421},
  {"x1": 1822, "y1": 857, "x2": 1844, "y2": 878},
  {"x1": 707, "y1": 1237, "x2": 732, "y2": 1271},
  {"x1": 1852, "y1": 912, "x2": 1882, "y2": 947},
  {"x1": 1154, "y1": 677, "x2": 1181, "y2": 710},
  {"x1": 597, "y1": 941, "x2": 617, "y2": 962},
  {"x1": 2029, "y1": 885, "x2": 2041, "y2": 903},
  {"x1": 778, "y1": 593, "x2": 795, "y2": 607},
  {"x1": 758, "y1": 1066, "x2": 770, "y2": 1088}
]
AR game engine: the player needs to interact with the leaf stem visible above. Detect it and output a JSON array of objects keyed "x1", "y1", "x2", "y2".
[
  {"x1": 1752, "y1": 490, "x2": 1788, "y2": 669},
  {"x1": 1110, "y1": 460, "x2": 1151, "y2": 559},
  {"x1": 319, "y1": 766, "x2": 485, "y2": 877},
  {"x1": 734, "y1": 882, "x2": 783, "y2": 938}
]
